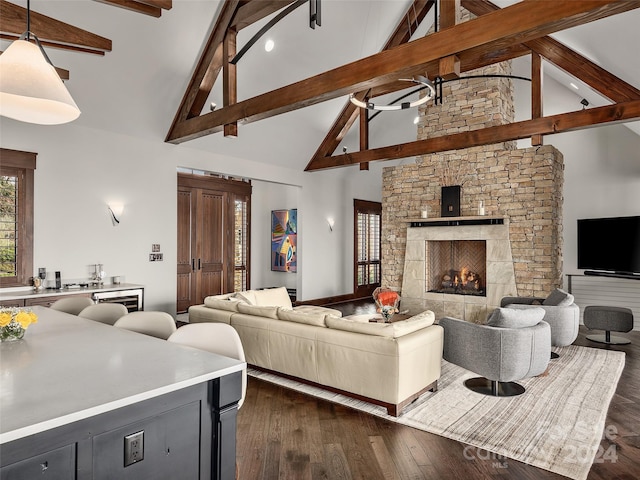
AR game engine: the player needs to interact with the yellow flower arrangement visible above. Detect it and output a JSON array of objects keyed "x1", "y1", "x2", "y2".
[{"x1": 0, "y1": 308, "x2": 38, "y2": 341}]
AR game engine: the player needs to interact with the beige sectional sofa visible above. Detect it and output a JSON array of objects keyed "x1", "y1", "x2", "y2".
[{"x1": 188, "y1": 287, "x2": 444, "y2": 416}]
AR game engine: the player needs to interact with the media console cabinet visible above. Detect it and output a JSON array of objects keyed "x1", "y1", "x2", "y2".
[{"x1": 0, "y1": 307, "x2": 244, "y2": 480}]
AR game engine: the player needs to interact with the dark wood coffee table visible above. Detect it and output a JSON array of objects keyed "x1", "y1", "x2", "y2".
[{"x1": 344, "y1": 313, "x2": 411, "y2": 324}]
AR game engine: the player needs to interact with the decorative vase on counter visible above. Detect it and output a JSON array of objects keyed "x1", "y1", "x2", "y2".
[
  {"x1": 441, "y1": 185, "x2": 461, "y2": 217},
  {"x1": 0, "y1": 308, "x2": 38, "y2": 342}
]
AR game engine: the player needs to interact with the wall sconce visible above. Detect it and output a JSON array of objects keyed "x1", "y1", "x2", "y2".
[
  {"x1": 327, "y1": 217, "x2": 335, "y2": 231},
  {"x1": 107, "y1": 203, "x2": 124, "y2": 226}
]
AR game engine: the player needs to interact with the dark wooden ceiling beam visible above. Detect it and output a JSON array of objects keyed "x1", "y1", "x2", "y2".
[
  {"x1": 93, "y1": 0, "x2": 162, "y2": 17},
  {"x1": 231, "y1": 0, "x2": 295, "y2": 30},
  {"x1": 309, "y1": 0, "x2": 635, "y2": 169},
  {"x1": 0, "y1": 0, "x2": 112, "y2": 54},
  {"x1": 306, "y1": 42, "x2": 530, "y2": 168},
  {"x1": 306, "y1": 0, "x2": 435, "y2": 167},
  {"x1": 359, "y1": 100, "x2": 369, "y2": 170},
  {"x1": 531, "y1": 51, "x2": 543, "y2": 146},
  {"x1": 462, "y1": 0, "x2": 640, "y2": 102},
  {"x1": 166, "y1": 0, "x2": 293, "y2": 138},
  {"x1": 305, "y1": 99, "x2": 640, "y2": 170},
  {"x1": 439, "y1": 0, "x2": 460, "y2": 30},
  {"x1": 189, "y1": 43, "x2": 224, "y2": 118},
  {"x1": 526, "y1": 36, "x2": 640, "y2": 102},
  {"x1": 135, "y1": 0, "x2": 172, "y2": 9},
  {"x1": 306, "y1": 0, "x2": 435, "y2": 168},
  {"x1": 166, "y1": 0, "x2": 240, "y2": 136},
  {"x1": 168, "y1": 0, "x2": 636, "y2": 144},
  {"x1": 223, "y1": 28, "x2": 238, "y2": 137}
]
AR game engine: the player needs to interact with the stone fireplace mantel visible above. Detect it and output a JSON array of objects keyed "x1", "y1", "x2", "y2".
[
  {"x1": 400, "y1": 216, "x2": 517, "y2": 323},
  {"x1": 406, "y1": 215, "x2": 505, "y2": 227}
]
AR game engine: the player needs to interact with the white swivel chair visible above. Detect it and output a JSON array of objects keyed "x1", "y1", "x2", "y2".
[
  {"x1": 168, "y1": 323, "x2": 247, "y2": 408},
  {"x1": 78, "y1": 303, "x2": 129, "y2": 325},
  {"x1": 113, "y1": 311, "x2": 177, "y2": 340},
  {"x1": 50, "y1": 297, "x2": 94, "y2": 315}
]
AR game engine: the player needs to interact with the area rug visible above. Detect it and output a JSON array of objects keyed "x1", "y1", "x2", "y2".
[{"x1": 247, "y1": 345, "x2": 624, "y2": 480}]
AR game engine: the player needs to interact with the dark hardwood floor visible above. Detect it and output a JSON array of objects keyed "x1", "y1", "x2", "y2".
[{"x1": 236, "y1": 300, "x2": 640, "y2": 479}]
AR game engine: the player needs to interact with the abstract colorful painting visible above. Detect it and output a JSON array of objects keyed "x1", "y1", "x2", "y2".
[{"x1": 271, "y1": 209, "x2": 297, "y2": 272}]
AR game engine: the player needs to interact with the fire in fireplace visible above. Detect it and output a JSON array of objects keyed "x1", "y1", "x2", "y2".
[
  {"x1": 426, "y1": 240, "x2": 486, "y2": 296},
  {"x1": 439, "y1": 267, "x2": 483, "y2": 294}
]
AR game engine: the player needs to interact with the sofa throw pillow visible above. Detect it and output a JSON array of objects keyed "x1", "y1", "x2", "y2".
[
  {"x1": 325, "y1": 313, "x2": 435, "y2": 338},
  {"x1": 235, "y1": 290, "x2": 257, "y2": 305},
  {"x1": 237, "y1": 303, "x2": 279, "y2": 319},
  {"x1": 486, "y1": 307, "x2": 545, "y2": 328},
  {"x1": 204, "y1": 295, "x2": 244, "y2": 312},
  {"x1": 252, "y1": 287, "x2": 293, "y2": 310},
  {"x1": 543, "y1": 288, "x2": 574, "y2": 306},
  {"x1": 277, "y1": 309, "x2": 326, "y2": 327}
]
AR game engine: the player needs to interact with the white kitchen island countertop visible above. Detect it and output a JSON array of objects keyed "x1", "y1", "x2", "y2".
[{"x1": 0, "y1": 306, "x2": 245, "y2": 444}]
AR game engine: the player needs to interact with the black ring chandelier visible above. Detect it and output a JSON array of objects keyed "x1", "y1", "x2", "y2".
[{"x1": 349, "y1": 76, "x2": 435, "y2": 111}]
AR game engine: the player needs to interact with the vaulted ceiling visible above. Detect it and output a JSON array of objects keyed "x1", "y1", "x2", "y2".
[
  {"x1": 2, "y1": 0, "x2": 639, "y2": 173},
  {"x1": 164, "y1": 0, "x2": 640, "y2": 171}
]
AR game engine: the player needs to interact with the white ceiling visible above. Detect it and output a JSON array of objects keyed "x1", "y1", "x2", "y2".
[{"x1": 3, "y1": 0, "x2": 639, "y2": 170}]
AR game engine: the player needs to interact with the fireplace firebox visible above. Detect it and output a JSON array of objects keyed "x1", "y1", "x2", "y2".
[{"x1": 426, "y1": 240, "x2": 486, "y2": 296}]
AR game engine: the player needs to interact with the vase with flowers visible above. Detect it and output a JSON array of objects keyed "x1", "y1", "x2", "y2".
[
  {"x1": 373, "y1": 287, "x2": 400, "y2": 323},
  {"x1": 0, "y1": 308, "x2": 38, "y2": 342}
]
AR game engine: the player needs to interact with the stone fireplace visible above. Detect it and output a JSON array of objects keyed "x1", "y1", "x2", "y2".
[
  {"x1": 381, "y1": 9, "x2": 564, "y2": 321},
  {"x1": 401, "y1": 218, "x2": 517, "y2": 323}
]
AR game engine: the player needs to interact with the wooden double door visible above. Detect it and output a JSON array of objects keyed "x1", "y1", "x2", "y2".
[{"x1": 177, "y1": 173, "x2": 251, "y2": 313}]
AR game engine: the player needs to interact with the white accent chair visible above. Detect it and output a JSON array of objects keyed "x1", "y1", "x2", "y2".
[
  {"x1": 78, "y1": 303, "x2": 129, "y2": 325},
  {"x1": 50, "y1": 296, "x2": 94, "y2": 315},
  {"x1": 114, "y1": 311, "x2": 177, "y2": 340},
  {"x1": 168, "y1": 323, "x2": 247, "y2": 408}
]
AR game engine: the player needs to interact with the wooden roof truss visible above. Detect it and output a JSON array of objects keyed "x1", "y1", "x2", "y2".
[{"x1": 165, "y1": 0, "x2": 640, "y2": 171}]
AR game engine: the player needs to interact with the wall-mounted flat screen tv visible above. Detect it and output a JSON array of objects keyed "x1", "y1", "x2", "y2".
[{"x1": 577, "y1": 215, "x2": 640, "y2": 276}]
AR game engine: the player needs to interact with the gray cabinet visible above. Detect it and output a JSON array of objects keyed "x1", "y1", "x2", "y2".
[
  {"x1": 0, "y1": 299, "x2": 24, "y2": 308},
  {"x1": 25, "y1": 293, "x2": 92, "y2": 308},
  {"x1": 93, "y1": 402, "x2": 200, "y2": 480},
  {"x1": 0, "y1": 375, "x2": 241, "y2": 480},
  {"x1": 0, "y1": 445, "x2": 74, "y2": 480}
]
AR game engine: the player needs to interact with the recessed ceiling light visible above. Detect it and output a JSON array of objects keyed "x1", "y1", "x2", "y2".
[
  {"x1": 265, "y1": 39, "x2": 275, "y2": 52},
  {"x1": 569, "y1": 82, "x2": 579, "y2": 90}
]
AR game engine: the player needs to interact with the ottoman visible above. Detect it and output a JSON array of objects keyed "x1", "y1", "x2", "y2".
[{"x1": 584, "y1": 305, "x2": 634, "y2": 345}]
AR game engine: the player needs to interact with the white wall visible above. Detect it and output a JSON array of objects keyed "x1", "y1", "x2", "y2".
[
  {"x1": 0, "y1": 118, "x2": 383, "y2": 314},
  {"x1": 512, "y1": 60, "x2": 640, "y2": 284}
]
